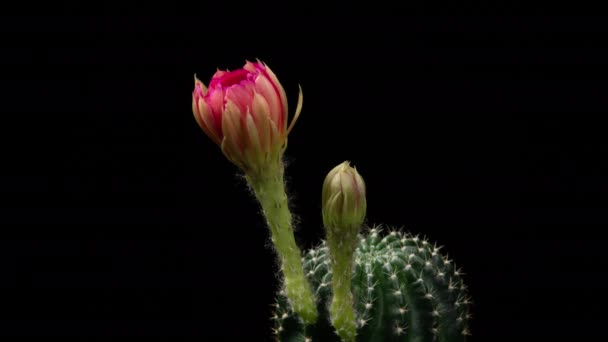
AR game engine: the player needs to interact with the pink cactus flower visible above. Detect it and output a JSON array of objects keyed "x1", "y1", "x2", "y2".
[{"x1": 192, "y1": 60, "x2": 302, "y2": 174}]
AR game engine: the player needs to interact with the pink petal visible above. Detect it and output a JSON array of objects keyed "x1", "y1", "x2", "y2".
[
  {"x1": 197, "y1": 97, "x2": 222, "y2": 145},
  {"x1": 243, "y1": 60, "x2": 257, "y2": 73},
  {"x1": 262, "y1": 64, "x2": 288, "y2": 131},
  {"x1": 225, "y1": 84, "x2": 254, "y2": 115},
  {"x1": 206, "y1": 86, "x2": 225, "y2": 126},
  {"x1": 194, "y1": 74, "x2": 208, "y2": 95},
  {"x1": 221, "y1": 101, "x2": 247, "y2": 166},
  {"x1": 217, "y1": 69, "x2": 250, "y2": 88},
  {"x1": 208, "y1": 69, "x2": 227, "y2": 88},
  {"x1": 192, "y1": 93, "x2": 203, "y2": 127},
  {"x1": 251, "y1": 93, "x2": 272, "y2": 151},
  {"x1": 254, "y1": 74, "x2": 282, "y2": 128},
  {"x1": 252, "y1": 60, "x2": 266, "y2": 72}
]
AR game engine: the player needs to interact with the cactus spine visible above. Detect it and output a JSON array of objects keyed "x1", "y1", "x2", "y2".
[{"x1": 272, "y1": 227, "x2": 472, "y2": 341}]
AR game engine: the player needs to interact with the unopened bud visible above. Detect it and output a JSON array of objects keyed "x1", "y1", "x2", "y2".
[
  {"x1": 322, "y1": 161, "x2": 366, "y2": 341},
  {"x1": 322, "y1": 161, "x2": 366, "y2": 231}
]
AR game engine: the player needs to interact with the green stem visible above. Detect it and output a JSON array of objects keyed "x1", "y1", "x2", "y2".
[
  {"x1": 247, "y1": 163, "x2": 318, "y2": 324},
  {"x1": 327, "y1": 228, "x2": 358, "y2": 342}
]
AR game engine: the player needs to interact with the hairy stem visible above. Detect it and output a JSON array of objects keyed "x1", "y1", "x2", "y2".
[
  {"x1": 327, "y1": 227, "x2": 358, "y2": 342},
  {"x1": 247, "y1": 163, "x2": 318, "y2": 324}
]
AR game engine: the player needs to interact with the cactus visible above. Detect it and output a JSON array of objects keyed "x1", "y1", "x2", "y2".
[
  {"x1": 191, "y1": 60, "x2": 472, "y2": 342},
  {"x1": 271, "y1": 227, "x2": 472, "y2": 342}
]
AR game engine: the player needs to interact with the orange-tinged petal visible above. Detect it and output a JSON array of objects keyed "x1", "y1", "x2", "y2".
[
  {"x1": 243, "y1": 60, "x2": 257, "y2": 73},
  {"x1": 263, "y1": 63, "x2": 289, "y2": 131},
  {"x1": 196, "y1": 98, "x2": 222, "y2": 145},
  {"x1": 245, "y1": 113, "x2": 263, "y2": 167},
  {"x1": 194, "y1": 74, "x2": 208, "y2": 95},
  {"x1": 225, "y1": 84, "x2": 254, "y2": 115},
  {"x1": 221, "y1": 101, "x2": 246, "y2": 163},
  {"x1": 192, "y1": 95, "x2": 210, "y2": 138},
  {"x1": 206, "y1": 86, "x2": 225, "y2": 122},
  {"x1": 251, "y1": 93, "x2": 272, "y2": 151},
  {"x1": 192, "y1": 93, "x2": 203, "y2": 127},
  {"x1": 254, "y1": 74, "x2": 282, "y2": 128}
]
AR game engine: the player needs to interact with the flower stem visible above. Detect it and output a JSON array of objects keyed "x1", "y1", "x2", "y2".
[
  {"x1": 246, "y1": 163, "x2": 318, "y2": 325},
  {"x1": 327, "y1": 227, "x2": 358, "y2": 342}
]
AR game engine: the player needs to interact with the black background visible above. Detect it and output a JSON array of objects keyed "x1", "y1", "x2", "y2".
[{"x1": 2, "y1": 1, "x2": 606, "y2": 341}]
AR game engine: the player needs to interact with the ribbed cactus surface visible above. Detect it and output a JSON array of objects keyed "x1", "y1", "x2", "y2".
[{"x1": 272, "y1": 227, "x2": 472, "y2": 342}]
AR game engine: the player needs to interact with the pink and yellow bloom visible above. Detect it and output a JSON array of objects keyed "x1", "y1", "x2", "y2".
[{"x1": 192, "y1": 60, "x2": 302, "y2": 174}]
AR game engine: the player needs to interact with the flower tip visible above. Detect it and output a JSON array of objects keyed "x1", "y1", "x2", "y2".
[
  {"x1": 244, "y1": 59, "x2": 258, "y2": 72},
  {"x1": 246, "y1": 58, "x2": 266, "y2": 72},
  {"x1": 194, "y1": 74, "x2": 207, "y2": 94}
]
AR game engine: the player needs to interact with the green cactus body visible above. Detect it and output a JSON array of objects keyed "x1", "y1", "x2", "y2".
[{"x1": 272, "y1": 227, "x2": 472, "y2": 342}]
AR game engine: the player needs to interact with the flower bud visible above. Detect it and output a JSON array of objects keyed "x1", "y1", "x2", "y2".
[
  {"x1": 192, "y1": 60, "x2": 302, "y2": 176},
  {"x1": 322, "y1": 161, "x2": 366, "y2": 341},
  {"x1": 322, "y1": 161, "x2": 366, "y2": 230}
]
